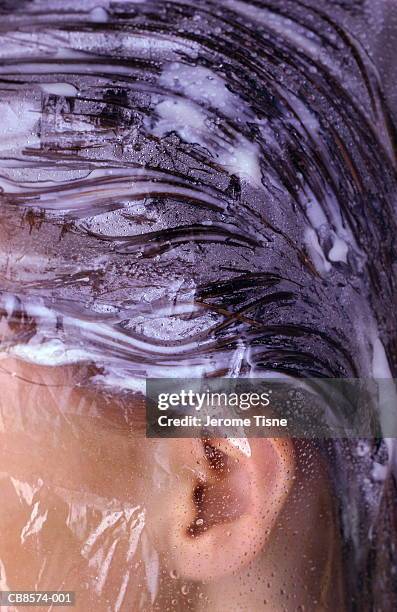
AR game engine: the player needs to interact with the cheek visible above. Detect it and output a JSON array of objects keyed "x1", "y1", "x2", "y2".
[
  {"x1": 0, "y1": 358, "x2": 149, "y2": 501},
  {"x1": 0, "y1": 373, "x2": 153, "y2": 605}
]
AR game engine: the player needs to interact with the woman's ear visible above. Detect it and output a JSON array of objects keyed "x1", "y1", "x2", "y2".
[{"x1": 158, "y1": 436, "x2": 295, "y2": 582}]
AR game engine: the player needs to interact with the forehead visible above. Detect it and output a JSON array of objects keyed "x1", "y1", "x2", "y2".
[{"x1": 0, "y1": 1, "x2": 395, "y2": 382}]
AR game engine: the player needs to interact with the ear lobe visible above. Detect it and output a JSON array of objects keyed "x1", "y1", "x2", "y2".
[{"x1": 166, "y1": 436, "x2": 295, "y2": 582}]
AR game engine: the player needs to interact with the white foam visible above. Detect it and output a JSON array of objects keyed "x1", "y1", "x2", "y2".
[
  {"x1": 304, "y1": 227, "x2": 331, "y2": 274},
  {"x1": 152, "y1": 97, "x2": 206, "y2": 139},
  {"x1": 371, "y1": 335, "x2": 392, "y2": 379},
  {"x1": 328, "y1": 235, "x2": 349, "y2": 263},
  {"x1": 371, "y1": 461, "x2": 389, "y2": 482},
  {"x1": 221, "y1": 136, "x2": 262, "y2": 186},
  {"x1": 150, "y1": 92, "x2": 262, "y2": 186},
  {"x1": 154, "y1": 62, "x2": 263, "y2": 185},
  {"x1": 159, "y1": 63, "x2": 244, "y2": 119},
  {"x1": 9, "y1": 339, "x2": 94, "y2": 366},
  {"x1": 370, "y1": 331, "x2": 397, "y2": 441},
  {"x1": 302, "y1": 185, "x2": 328, "y2": 230},
  {"x1": 40, "y1": 82, "x2": 78, "y2": 96}
]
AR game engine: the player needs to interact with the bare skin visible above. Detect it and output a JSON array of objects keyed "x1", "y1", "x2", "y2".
[{"x1": 0, "y1": 357, "x2": 345, "y2": 611}]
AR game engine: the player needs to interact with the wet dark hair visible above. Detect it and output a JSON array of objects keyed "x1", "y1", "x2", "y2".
[{"x1": 0, "y1": 1, "x2": 396, "y2": 609}]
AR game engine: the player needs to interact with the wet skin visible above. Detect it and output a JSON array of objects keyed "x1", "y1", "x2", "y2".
[{"x1": 0, "y1": 357, "x2": 345, "y2": 611}]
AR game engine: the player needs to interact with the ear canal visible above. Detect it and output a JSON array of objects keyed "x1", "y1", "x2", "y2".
[
  {"x1": 167, "y1": 437, "x2": 295, "y2": 582},
  {"x1": 186, "y1": 440, "x2": 250, "y2": 537}
]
